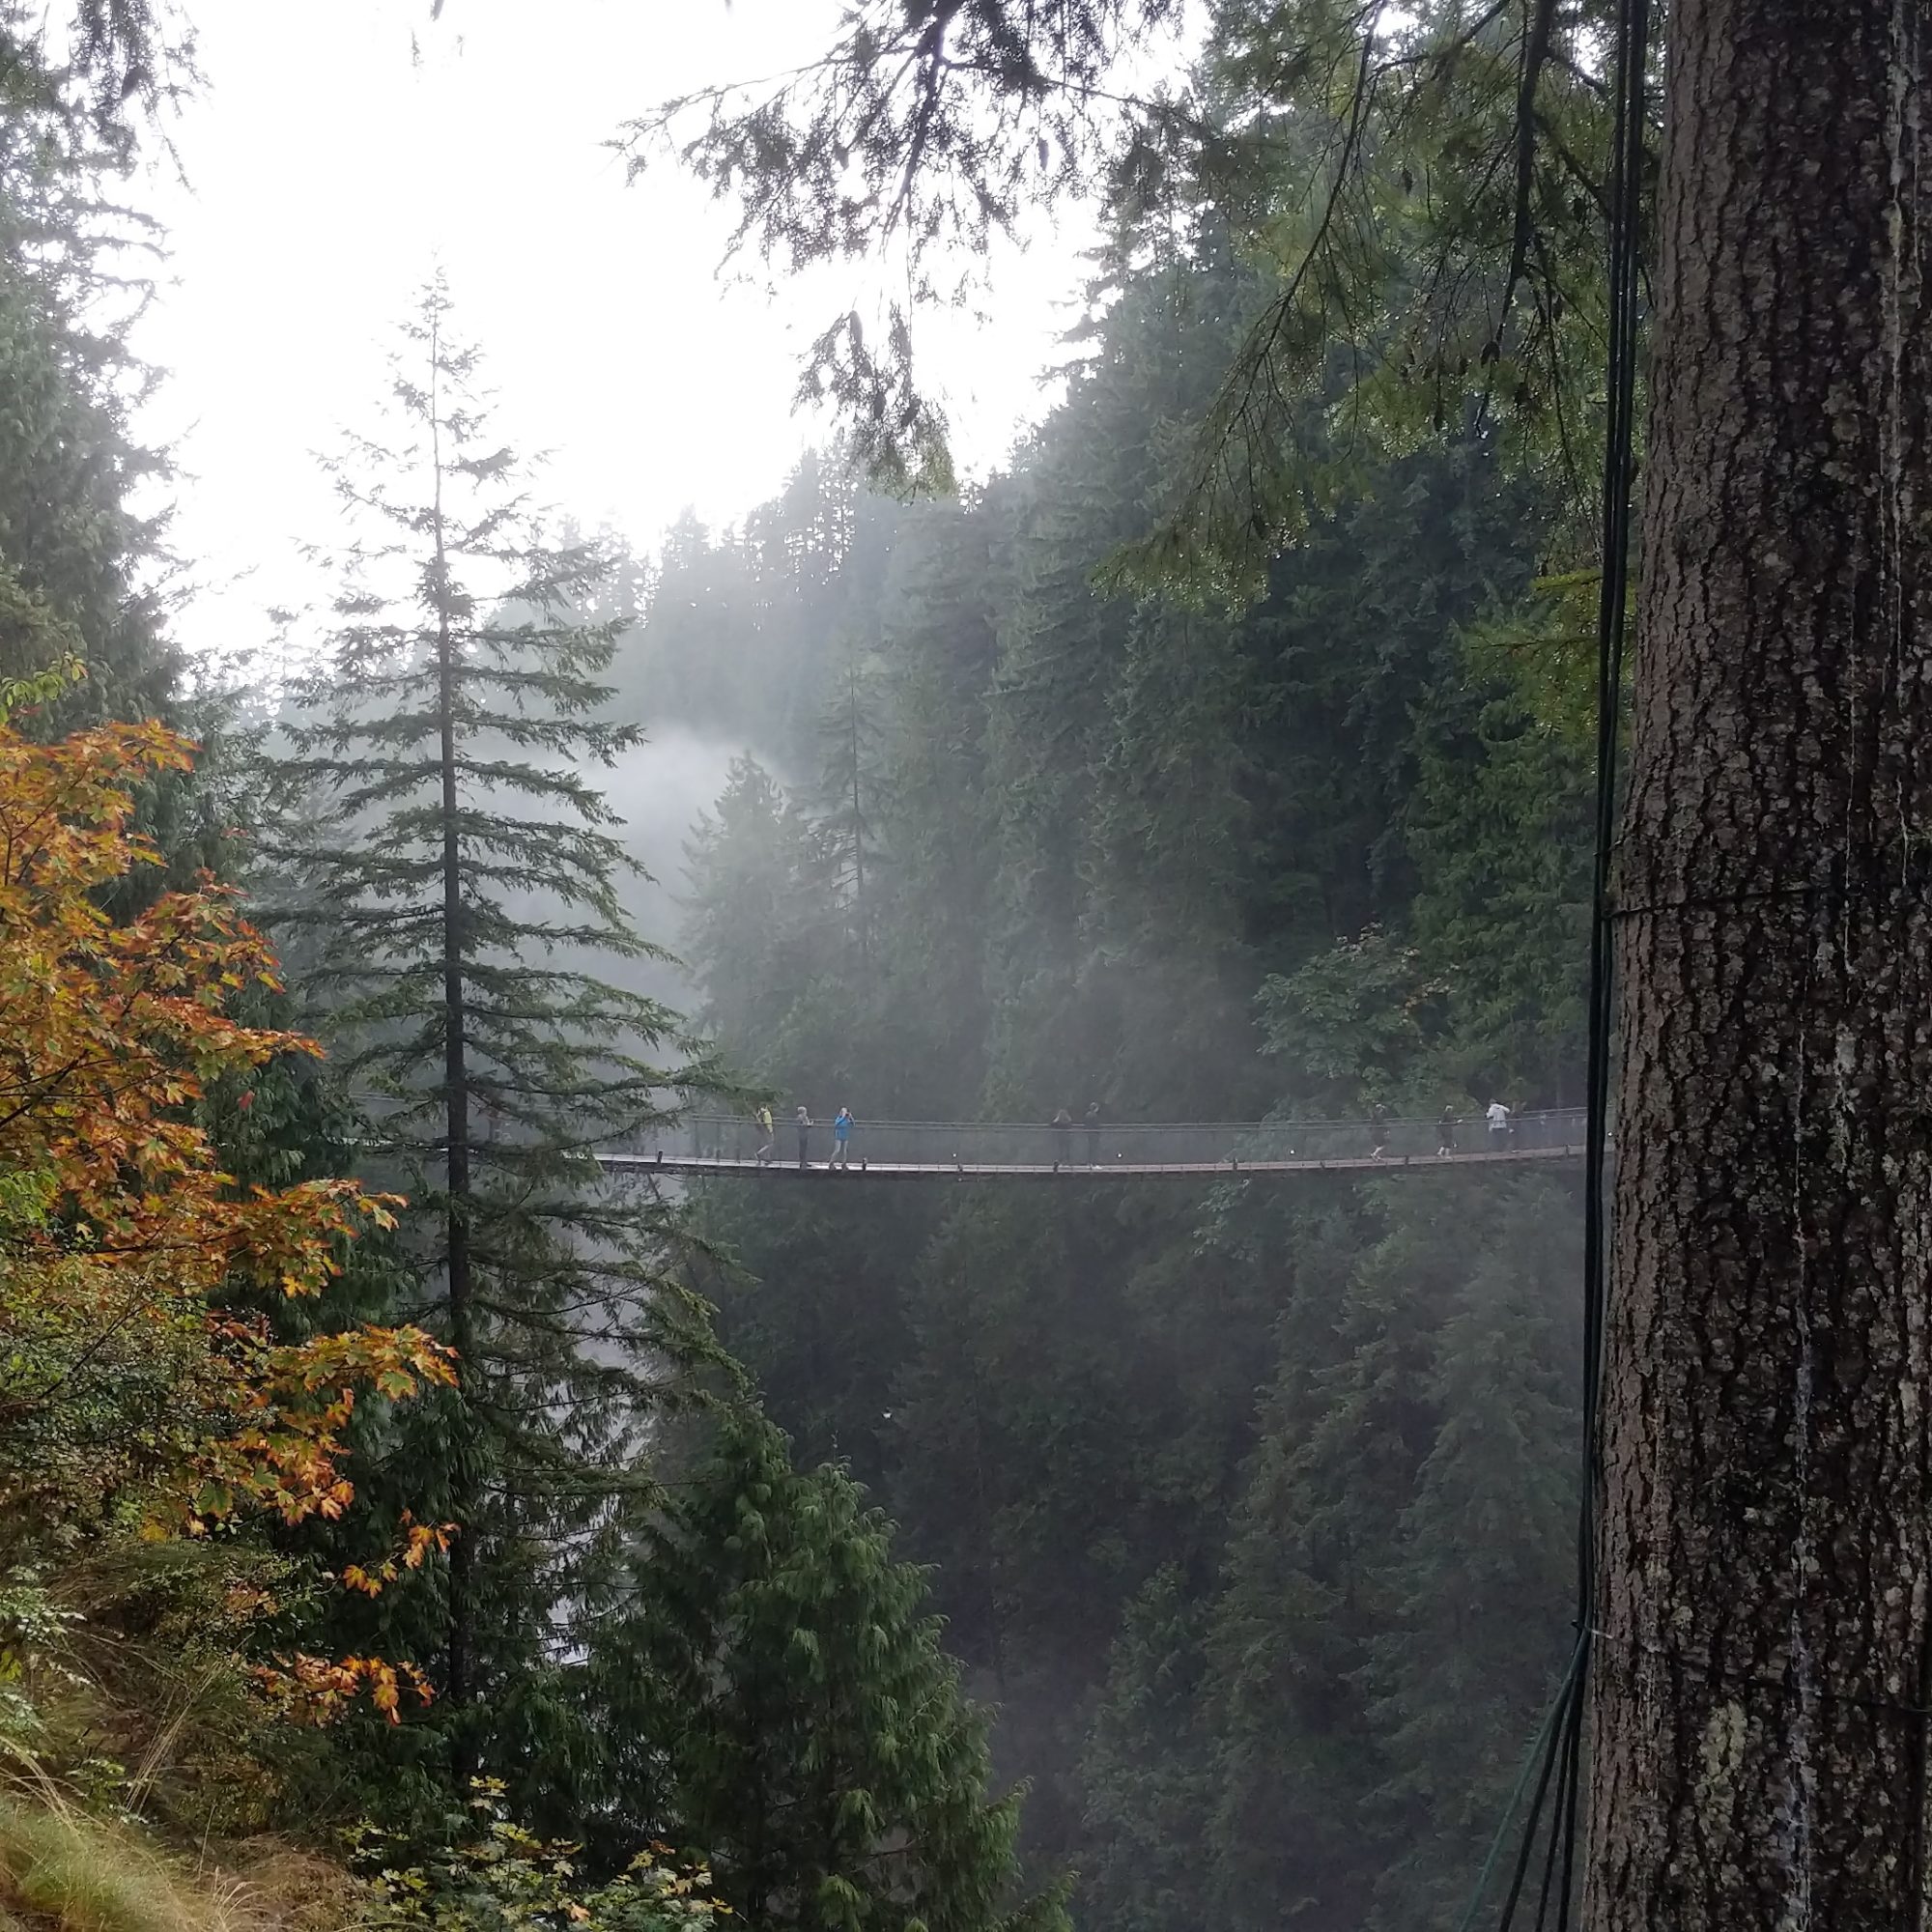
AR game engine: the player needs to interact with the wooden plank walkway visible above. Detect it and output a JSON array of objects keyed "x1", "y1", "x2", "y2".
[{"x1": 598, "y1": 1144, "x2": 1586, "y2": 1183}]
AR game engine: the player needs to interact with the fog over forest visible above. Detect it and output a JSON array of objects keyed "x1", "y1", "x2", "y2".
[{"x1": 0, "y1": 6, "x2": 1916, "y2": 1932}]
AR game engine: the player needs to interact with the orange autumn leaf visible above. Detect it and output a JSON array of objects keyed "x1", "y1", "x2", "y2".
[
  {"x1": 253, "y1": 1652, "x2": 434, "y2": 1726},
  {"x1": 0, "y1": 717, "x2": 452, "y2": 1562}
]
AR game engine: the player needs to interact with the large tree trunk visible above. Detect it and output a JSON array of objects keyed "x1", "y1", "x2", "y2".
[{"x1": 1587, "y1": 3, "x2": 1932, "y2": 1925}]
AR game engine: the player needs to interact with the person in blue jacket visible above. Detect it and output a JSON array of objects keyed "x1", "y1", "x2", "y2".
[{"x1": 832, "y1": 1105, "x2": 855, "y2": 1168}]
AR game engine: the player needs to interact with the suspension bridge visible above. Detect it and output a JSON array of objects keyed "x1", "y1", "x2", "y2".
[{"x1": 598, "y1": 1109, "x2": 1590, "y2": 1183}]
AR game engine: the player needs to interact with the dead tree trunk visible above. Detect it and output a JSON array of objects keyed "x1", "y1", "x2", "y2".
[{"x1": 1588, "y1": 3, "x2": 1932, "y2": 1926}]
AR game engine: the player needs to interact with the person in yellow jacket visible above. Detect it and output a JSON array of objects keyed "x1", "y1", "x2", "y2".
[{"x1": 754, "y1": 1103, "x2": 775, "y2": 1165}]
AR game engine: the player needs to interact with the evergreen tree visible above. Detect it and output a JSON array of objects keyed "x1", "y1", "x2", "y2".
[
  {"x1": 865, "y1": 495, "x2": 1000, "y2": 1114},
  {"x1": 635, "y1": 0, "x2": 1626, "y2": 573},
  {"x1": 817, "y1": 646, "x2": 890, "y2": 969},
  {"x1": 749, "y1": 450, "x2": 875, "y2": 772},
  {"x1": 885, "y1": 1183, "x2": 1269, "y2": 1872},
  {"x1": 261, "y1": 277, "x2": 724, "y2": 1792},
  {"x1": 0, "y1": 5, "x2": 230, "y2": 891},
  {"x1": 1362, "y1": 1177, "x2": 1581, "y2": 1931},
  {"x1": 1197, "y1": 1189, "x2": 1455, "y2": 1929},
  {"x1": 1406, "y1": 624, "x2": 1596, "y2": 1105},
  {"x1": 1078, "y1": 1565, "x2": 1214, "y2": 1932},
  {"x1": 680, "y1": 753, "x2": 836, "y2": 1065},
  {"x1": 591, "y1": 1411, "x2": 1070, "y2": 1932},
  {"x1": 611, "y1": 510, "x2": 763, "y2": 742}
]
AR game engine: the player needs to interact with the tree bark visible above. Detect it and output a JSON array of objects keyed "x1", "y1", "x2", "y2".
[{"x1": 1589, "y1": 4, "x2": 1932, "y2": 1926}]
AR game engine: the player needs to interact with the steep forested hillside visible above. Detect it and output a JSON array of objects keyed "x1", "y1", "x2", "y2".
[{"x1": 621, "y1": 207, "x2": 1598, "y2": 1928}]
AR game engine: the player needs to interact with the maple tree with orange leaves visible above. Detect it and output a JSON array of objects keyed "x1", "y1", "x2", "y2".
[{"x1": 0, "y1": 715, "x2": 453, "y2": 1721}]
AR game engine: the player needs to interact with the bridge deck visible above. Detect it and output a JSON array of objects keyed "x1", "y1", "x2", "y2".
[{"x1": 599, "y1": 1144, "x2": 1584, "y2": 1183}]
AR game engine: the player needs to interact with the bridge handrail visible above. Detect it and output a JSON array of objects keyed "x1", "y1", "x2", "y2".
[
  {"x1": 670, "y1": 1108, "x2": 1587, "y2": 1130},
  {"x1": 622, "y1": 1107, "x2": 1589, "y2": 1169}
]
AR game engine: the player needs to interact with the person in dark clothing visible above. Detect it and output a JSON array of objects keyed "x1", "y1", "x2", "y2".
[
  {"x1": 1435, "y1": 1106, "x2": 1458, "y2": 1156},
  {"x1": 1050, "y1": 1107, "x2": 1073, "y2": 1166},
  {"x1": 1084, "y1": 1099, "x2": 1102, "y2": 1166},
  {"x1": 795, "y1": 1103, "x2": 812, "y2": 1168}
]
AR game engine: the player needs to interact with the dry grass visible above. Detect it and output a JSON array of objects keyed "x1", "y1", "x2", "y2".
[{"x1": 0, "y1": 1792, "x2": 355, "y2": 1932}]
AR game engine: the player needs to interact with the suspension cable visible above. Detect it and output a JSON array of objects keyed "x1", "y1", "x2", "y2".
[{"x1": 1491, "y1": 0, "x2": 1650, "y2": 1919}]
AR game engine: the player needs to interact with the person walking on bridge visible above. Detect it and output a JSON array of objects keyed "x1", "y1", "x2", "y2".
[
  {"x1": 1486, "y1": 1097, "x2": 1513, "y2": 1151},
  {"x1": 795, "y1": 1104, "x2": 812, "y2": 1169},
  {"x1": 754, "y1": 1103, "x2": 776, "y2": 1165},
  {"x1": 832, "y1": 1105, "x2": 855, "y2": 1168},
  {"x1": 1435, "y1": 1105, "x2": 1458, "y2": 1157},
  {"x1": 1083, "y1": 1099, "x2": 1102, "y2": 1166}
]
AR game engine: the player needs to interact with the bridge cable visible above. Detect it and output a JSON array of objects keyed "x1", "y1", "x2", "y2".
[
  {"x1": 1477, "y1": 0, "x2": 1650, "y2": 1924},
  {"x1": 1535, "y1": 0, "x2": 1648, "y2": 1916}
]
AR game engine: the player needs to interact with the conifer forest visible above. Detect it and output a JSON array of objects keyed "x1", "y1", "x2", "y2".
[{"x1": 0, "y1": 3, "x2": 1924, "y2": 1929}]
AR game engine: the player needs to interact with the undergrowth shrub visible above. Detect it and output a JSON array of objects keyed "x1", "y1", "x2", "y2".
[{"x1": 355, "y1": 1784, "x2": 729, "y2": 1931}]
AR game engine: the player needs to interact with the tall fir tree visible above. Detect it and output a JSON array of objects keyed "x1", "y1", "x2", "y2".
[
  {"x1": 817, "y1": 646, "x2": 889, "y2": 970},
  {"x1": 261, "y1": 277, "x2": 726, "y2": 1791},
  {"x1": 0, "y1": 1, "x2": 179, "y2": 715},
  {"x1": 590, "y1": 1409, "x2": 1070, "y2": 1932},
  {"x1": 0, "y1": 5, "x2": 234, "y2": 895}
]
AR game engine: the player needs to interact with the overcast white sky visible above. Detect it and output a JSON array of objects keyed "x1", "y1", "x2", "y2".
[{"x1": 131, "y1": 0, "x2": 1107, "y2": 663}]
